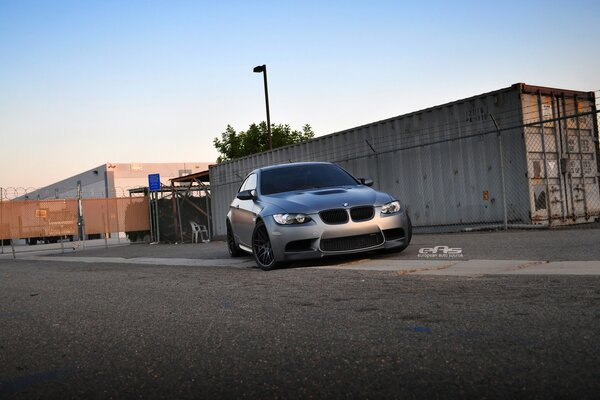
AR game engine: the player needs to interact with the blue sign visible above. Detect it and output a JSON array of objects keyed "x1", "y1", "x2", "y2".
[{"x1": 148, "y1": 174, "x2": 161, "y2": 191}]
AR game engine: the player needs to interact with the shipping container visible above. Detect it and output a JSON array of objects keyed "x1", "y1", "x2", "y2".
[{"x1": 209, "y1": 83, "x2": 599, "y2": 237}]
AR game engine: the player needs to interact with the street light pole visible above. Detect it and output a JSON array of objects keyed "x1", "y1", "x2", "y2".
[{"x1": 253, "y1": 64, "x2": 272, "y2": 150}]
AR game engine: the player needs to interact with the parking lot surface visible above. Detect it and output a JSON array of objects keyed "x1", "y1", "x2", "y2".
[
  {"x1": 7, "y1": 226, "x2": 595, "y2": 262},
  {"x1": 1, "y1": 228, "x2": 599, "y2": 399}
]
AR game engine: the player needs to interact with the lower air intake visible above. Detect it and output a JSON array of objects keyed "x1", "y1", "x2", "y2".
[{"x1": 320, "y1": 232, "x2": 384, "y2": 252}]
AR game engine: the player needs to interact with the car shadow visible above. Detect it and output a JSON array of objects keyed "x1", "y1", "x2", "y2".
[{"x1": 282, "y1": 249, "x2": 404, "y2": 270}]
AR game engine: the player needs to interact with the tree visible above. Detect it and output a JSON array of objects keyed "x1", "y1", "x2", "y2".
[{"x1": 213, "y1": 122, "x2": 314, "y2": 163}]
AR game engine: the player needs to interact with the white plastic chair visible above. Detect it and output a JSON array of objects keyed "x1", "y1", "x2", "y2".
[{"x1": 190, "y1": 221, "x2": 210, "y2": 243}]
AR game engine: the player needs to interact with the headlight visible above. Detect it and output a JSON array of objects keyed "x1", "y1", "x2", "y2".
[
  {"x1": 381, "y1": 200, "x2": 401, "y2": 214},
  {"x1": 273, "y1": 213, "x2": 312, "y2": 225}
]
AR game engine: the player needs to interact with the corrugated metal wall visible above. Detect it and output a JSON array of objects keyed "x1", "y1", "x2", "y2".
[{"x1": 209, "y1": 84, "x2": 598, "y2": 237}]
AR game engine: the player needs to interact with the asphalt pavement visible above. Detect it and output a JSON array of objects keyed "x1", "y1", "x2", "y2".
[
  {"x1": 8, "y1": 226, "x2": 597, "y2": 261},
  {"x1": 1, "y1": 228, "x2": 599, "y2": 399}
]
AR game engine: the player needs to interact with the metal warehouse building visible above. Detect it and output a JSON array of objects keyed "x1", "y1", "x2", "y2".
[
  {"x1": 23, "y1": 162, "x2": 212, "y2": 199},
  {"x1": 209, "y1": 83, "x2": 599, "y2": 237}
]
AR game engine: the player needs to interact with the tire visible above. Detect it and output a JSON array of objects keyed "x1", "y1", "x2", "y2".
[
  {"x1": 251, "y1": 220, "x2": 282, "y2": 271},
  {"x1": 226, "y1": 221, "x2": 244, "y2": 257}
]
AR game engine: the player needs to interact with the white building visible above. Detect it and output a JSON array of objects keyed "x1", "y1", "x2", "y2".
[{"x1": 23, "y1": 162, "x2": 212, "y2": 199}]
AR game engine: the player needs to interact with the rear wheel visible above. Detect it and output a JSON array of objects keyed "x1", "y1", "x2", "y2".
[
  {"x1": 251, "y1": 220, "x2": 282, "y2": 271},
  {"x1": 226, "y1": 221, "x2": 244, "y2": 257}
]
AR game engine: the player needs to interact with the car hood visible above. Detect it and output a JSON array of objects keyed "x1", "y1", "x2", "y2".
[{"x1": 260, "y1": 185, "x2": 393, "y2": 215}]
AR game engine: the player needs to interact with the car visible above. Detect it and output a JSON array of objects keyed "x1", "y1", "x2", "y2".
[{"x1": 226, "y1": 162, "x2": 412, "y2": 270}]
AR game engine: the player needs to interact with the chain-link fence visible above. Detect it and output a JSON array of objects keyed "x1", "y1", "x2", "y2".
[
  {"x1": 0, "y1": 185, "x2": 210, "y2": 245},
  {"x1": 373, "y1": 110, "x2": 600, "y2": 231},
  {"x1": 0, "y1": 197, "x2": 150, "y2": 245},
  {"x1": 3, "y1": 86, "x2": 599, "y2": 239},
  {"x1": 209, "y1": 98, "x2": 600, "y2": 237}
]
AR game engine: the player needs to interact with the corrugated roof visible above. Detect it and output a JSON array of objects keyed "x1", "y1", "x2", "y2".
[{"x1": 170, "y1": 169, "x2": 211, "y2": 183}]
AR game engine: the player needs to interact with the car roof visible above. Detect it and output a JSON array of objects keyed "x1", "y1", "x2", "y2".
[{"x1": 254, "y1": 162, "x2": 333, "y2": 173}]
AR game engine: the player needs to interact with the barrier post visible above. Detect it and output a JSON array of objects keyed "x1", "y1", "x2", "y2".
[
  {"x1": 1, "y1": 186, "x2": 4, "y2": 254},
  {"x1": 103, "y1": 213, "x2": 108, "y2": 248},
  {"x1": 77, "y1": 181, "x2": 85, "y2": 249},
  {"x1": 115, "y1": 199, "x2": 121, "y2": 244},
  {"x1": 490, "y1": 114, "x2": 508, "y2": 230}
]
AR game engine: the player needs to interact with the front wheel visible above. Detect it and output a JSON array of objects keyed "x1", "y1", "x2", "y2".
[{"x1": 251, "y1": 220, "x2": 282, "y2": 271}]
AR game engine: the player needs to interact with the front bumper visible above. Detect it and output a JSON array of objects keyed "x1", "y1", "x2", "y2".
[{"x1": 263, "y1": 208, "x2": 411, "y2": 262}]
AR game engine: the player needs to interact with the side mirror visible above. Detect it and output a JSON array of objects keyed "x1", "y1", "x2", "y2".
[
  {"x1": 236, "y1": 189, "x2": 256, "y2": 200},
  {"x1": 359, "y1": 178, "x2": 374, "y2": 187}
]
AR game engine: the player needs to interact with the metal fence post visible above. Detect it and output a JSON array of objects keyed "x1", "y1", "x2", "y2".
[
  {"x1": 171, "y1": 182, "x2": 185, "y2": 243},
  {"x1": 155, "y1": 192, "x2": 161, "y2": 243},
  {"x1": 150, "y1": 191, "x2": 160, "y2": 243},
  {"x1": 154, "y1": 191, "x2": 162, "y2": 243},
  {"x1": 103, "y1": 213, "x2": 108, "y2": 248},
  {"x1": 148, "y1": 194, "x2": 154, "y2": 243},
  {"x1": 1, "y1": 186, "x2": 4, "y2": 254},
  {"x1": 60, "y1": 224, "x2": 65, "y2": 254},
  {"x1": 115, "y1": 200, "x2": 121, "y2": 244},
  {"x1": 490, "y1": 114, "x2": 508, "y2": 230},
  {"x1": 206, "y1": 186, "x2": 212, "y2": 240},
  {"x1": 105, "y1": 196, "x2": 111, "y2": 245},
  {"x1": 77, "y1": 181, "x2": 86, "y2": 249},
  {"x1": 365, "y1": 139, "x2": 381, "y2": 189}
]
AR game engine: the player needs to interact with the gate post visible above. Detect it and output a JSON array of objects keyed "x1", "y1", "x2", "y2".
[{"x1": 490, "y1": 114, "x2": 508, "y2": 230}]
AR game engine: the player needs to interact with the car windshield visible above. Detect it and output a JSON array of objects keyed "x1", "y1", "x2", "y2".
[{"x1": 260, "y1": 164, "x2": 359, "y2": 195}]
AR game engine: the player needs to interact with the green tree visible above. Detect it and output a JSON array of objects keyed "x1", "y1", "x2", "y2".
[{"x1": 213, "y1": 122, "x2": 314, "y2": 163}]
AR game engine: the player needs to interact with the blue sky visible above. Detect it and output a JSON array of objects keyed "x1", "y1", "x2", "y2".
[{"x1": 1, "y1": 0, "x2": 599, "y2": 188}]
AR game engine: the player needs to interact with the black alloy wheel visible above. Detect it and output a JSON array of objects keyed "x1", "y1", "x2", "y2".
[{"x1": 251, "y1": 220, "x2": 277, "y2": 270}]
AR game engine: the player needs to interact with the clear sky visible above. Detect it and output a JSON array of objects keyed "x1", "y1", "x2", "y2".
[{"x1": 1, "y1": 0, "x2": 599, "y2": 189}]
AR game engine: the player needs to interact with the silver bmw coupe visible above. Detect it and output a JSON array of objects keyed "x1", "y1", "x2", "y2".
[{"x1": 226, "y1": 162, "x2": 412, "y2": 270}]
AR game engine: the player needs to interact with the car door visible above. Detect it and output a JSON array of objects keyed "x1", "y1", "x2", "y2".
[{"x1": 230, "y1": 173, "x2": 258, "y2": 247}]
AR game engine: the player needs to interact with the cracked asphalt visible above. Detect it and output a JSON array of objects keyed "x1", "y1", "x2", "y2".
[
  {"x1": 1, "y1": 252, "x2": 599, "y2": 399},
  {"x1": 1, "y1": 228, "x2": 600, "y2": 398}
]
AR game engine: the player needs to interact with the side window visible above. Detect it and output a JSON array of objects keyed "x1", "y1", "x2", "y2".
[
  {"x1": 244, "y1": 174, "x2": 257, "y2": 191},
  {"x1": 239, "y1": 174, "x2": 257, "y2": 192}
]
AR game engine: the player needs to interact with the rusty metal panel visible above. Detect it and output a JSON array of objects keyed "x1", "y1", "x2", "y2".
[{"x1": 521, "y1": 88, "x2": 599, "y2": 225}]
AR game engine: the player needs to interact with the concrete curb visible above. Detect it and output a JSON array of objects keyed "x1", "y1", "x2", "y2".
[{"x1": 25, "y1": 256, "x2": 256, "y2": 269}]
